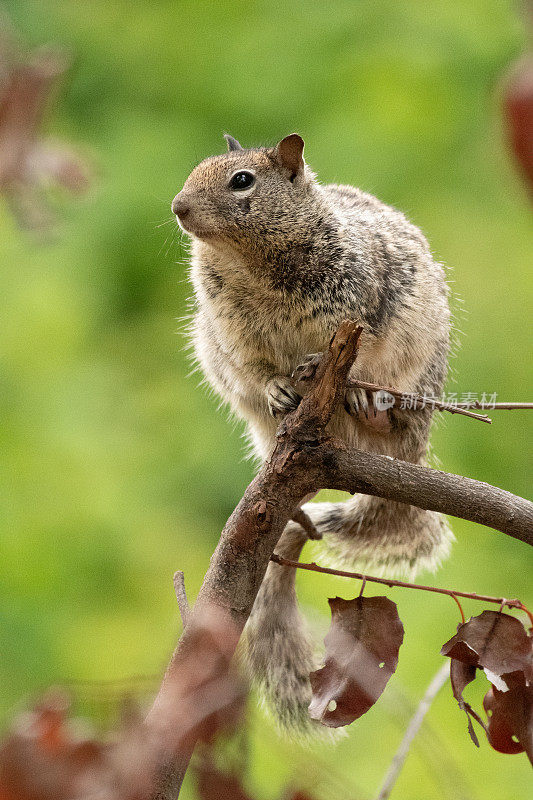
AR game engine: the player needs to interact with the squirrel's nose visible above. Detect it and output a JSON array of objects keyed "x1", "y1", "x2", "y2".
[{"x1": 171, "y1": 193, "x2": 190, "y2": 219}]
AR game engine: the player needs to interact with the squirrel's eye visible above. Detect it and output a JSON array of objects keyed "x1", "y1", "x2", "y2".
[{"x1": 229, "y1": 171, "x2": 255, "y2": 191}]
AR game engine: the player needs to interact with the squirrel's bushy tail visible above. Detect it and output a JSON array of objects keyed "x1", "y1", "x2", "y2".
[
  {"x1": 243, "y1": 495, "x2": 453, "y2": 733},
  {"x1": 243, "y1": 522, "x2": 318, "y2": 733}
]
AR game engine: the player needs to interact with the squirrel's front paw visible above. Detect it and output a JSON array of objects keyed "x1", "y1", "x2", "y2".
[
  {"x1": 266, "y1": 377, "x2": 302, "y2": 419},
  {"x1": 292, "y1": 352, "x2": 323, "y2": 383}
]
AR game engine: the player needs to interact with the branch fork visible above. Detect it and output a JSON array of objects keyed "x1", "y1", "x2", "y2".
[{"x1": 146, "y1": 320, "x2": 533, "y2": 798}]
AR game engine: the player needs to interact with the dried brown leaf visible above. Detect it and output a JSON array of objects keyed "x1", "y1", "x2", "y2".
[
  {"x1": 441, "y1": 611, "x2": 533, "y2": 685},
  {"x1": 0, "y1": 696, "x2": 109, "y2": 800},
  {"x1": 309, "y1": 596, "x2": 404, "y2": 728},
  {"x1": 442, "y1": 611, "x2": 533, "y2": 761},
  {"x1": 504, "y1": 54, "x2": 533, "y2": 195},
  {"x1": 0, "y1": 33, "x2": 90, "y2": 230},
  {"x1": 483, "y1": 676, "x2": 533, "y2": 764}
]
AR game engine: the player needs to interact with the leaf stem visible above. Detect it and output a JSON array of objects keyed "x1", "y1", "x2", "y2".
[
  {"x1": 449, "y1": 593, "x2": 466, "y2": 623},
  {"x1": 270, "y1": 554, "x2": 531, "y2": 621}
]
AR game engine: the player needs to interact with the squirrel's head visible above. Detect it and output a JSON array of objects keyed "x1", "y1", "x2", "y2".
[{"x1": 171, "y1": 134, "x2": 316, "y2": 252}]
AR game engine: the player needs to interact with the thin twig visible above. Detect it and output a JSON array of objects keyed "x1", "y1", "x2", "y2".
[
  {"x1": 347, "y1": 379, "x2": 492, "y2": 423},
  {"x1": 269, "y1": 554, "x2": 533, "y2": 623},
  {"x1": 466, "y1": 402, "x2": 533, "y2": 411},
  {"x1": 349, "y1": 382, "x2": 533, "y2": 422},
  {"x1": 375, "y1": 662, "x2": 450, "y2": 800},
  {"x1": 173, "y1": 571, "x2": 191, "y2": 627},
  {"x1": 56, "y1": 674, "x2": 159, "y2": 688}
]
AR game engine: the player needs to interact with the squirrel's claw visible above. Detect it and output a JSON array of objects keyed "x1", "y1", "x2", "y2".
[
  {"x1": 345, "y1": 387, "x2": 392, "y2": 432},
  {"x1": 345, "y1": 387, "x2": 370, "y2": 418},
  {"x1": 266, "y1": 376, "x2": 302, "y2": 419},
  {"x1": 292, "y1": 352, "x2": 323, "y2": 383}
]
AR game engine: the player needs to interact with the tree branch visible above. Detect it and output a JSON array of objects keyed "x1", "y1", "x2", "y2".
[
  {"x1": 291, "y1": 506, "x2": 322, "y2": 540},
  {"x1": 145, "y1": 320, "x2": 533, "y2": 798},
  {"x1": 318, "y1": 445, "x2": 533, "y2": 545}
]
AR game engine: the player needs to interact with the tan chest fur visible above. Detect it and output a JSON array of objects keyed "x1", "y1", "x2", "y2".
[{"x1": 191, "y1": 251, "x2": 332, "y2": 375}]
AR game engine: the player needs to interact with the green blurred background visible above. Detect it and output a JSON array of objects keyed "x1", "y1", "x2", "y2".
[{"x1": 1, "y1": 1, "x2": 532, "y2": 798}]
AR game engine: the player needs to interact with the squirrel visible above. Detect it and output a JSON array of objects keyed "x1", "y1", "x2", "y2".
[{"x1": 171, "y1": 133, "x2": 453, "y2": 731}]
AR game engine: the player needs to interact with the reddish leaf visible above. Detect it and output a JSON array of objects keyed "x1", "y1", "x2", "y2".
[
  {"x1": 309, "y1": 596, "x2": 404, "y2": 728},
  {"x1": 483, "y1": 676, "x2": 533, "y2": 764},
  {"x1": 441, "y1": 611, "x2": 533, "y2": 685},
  {"x1": 503, "y1": 54, "x2": 533, "y2": 195},
  {"x1": 0, "y1": 697, "x2": 108, "y2": 800},
  {"x1": 0, "y1": 31, "x2": 90, "y2": 230}
]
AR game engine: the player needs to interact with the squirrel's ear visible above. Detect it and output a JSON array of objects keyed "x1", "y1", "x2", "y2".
[
  {"x1": 274, "y1": 134, "x2": 305, "y2": 180},
  {"x1": 224, "y1": 134, "x2": 243, "y2": 152}
]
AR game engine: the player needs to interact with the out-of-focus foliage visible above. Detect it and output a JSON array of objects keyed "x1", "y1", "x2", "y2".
[
  {"x1": 0, "y1": 34, "x2": 89, "y2": 229},
  {"x1": 1, "y1": 1, "x2": 531, "y2": 798}
]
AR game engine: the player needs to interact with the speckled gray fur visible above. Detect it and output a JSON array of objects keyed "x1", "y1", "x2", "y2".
[{"x1": 173, "y1": 135, "x2": 453, "y2": 731}]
